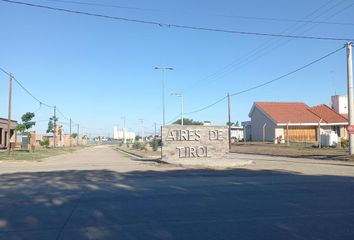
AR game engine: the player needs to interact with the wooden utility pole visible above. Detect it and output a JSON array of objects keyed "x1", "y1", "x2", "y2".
[
  {"x1": 69, "y1": 118, "x2": 72, "y2": 147},
  {"x1": 7, "y1": 74, "x2": 13, "y2": 155},
  {"x1": 154, "y1": 122, "x2": 157, "y2": 138},
  {"x1": 347, "y1": 42, "x2": 354, "y2": 155},
  {"x1": 77, "y1": 124, "x2": 80, "y2": 145},
  {"x1": 227, "y1": 93, "x2": 231, "y2": 150},
  {"x1": 53, "y1": 106, "x2": 57, "y2": 148}
]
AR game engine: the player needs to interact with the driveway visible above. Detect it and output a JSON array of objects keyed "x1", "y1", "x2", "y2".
[{"x1": 0, "y1": 145, "x2": 354, "y2": 239}]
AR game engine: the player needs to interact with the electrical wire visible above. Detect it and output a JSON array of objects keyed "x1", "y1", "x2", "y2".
[
  {"x1": 1, "y1": 0, "x2": 353, "y2": 41},
  {"x1": 183, "y1": 0, "x2": 349, "y2": 91},
  {"x1": 183, "y1": 45, "x2": 345, "y2": 116},
  {"x1": 0, "y1": 66, "x2": 54, "y2": 108},
  {"x1": 43, "y1": 0, "x2": 354, "y2": 27},
  {"x1": 229, "y1": 45, "x2": 345, "y2": 97}
]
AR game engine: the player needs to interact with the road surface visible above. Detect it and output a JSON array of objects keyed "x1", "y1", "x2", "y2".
[{"x1": 0, "y1": 145, "x2": 354, "y2": 239}]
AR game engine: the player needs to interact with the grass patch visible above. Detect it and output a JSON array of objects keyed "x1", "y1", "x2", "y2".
[{"x1": 0, "y1": 145, "x2": 91, "y2": 161}]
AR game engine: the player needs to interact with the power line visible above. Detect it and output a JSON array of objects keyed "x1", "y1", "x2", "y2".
[
  {"x1": 43, "y1": 0, "x2": 354, "y2": 27},
  {"x1": 183, "y1": 0, "x2": 348, "y2": 91},
  {"x1": 183, "y1": 46, "x2": 345, "y2": 116},
  {"x1": 42, "y1": 0, "x2": 163, "y2": 12},
  {"x1": 0, "y1": 66, "x2": 54, "y2": 108},
  {"x1": 1, "y1": 0, "x2": 353, "y2": 42},
  {"x1": 229, "y1": 45, "x2": 345, "y2": 97}
]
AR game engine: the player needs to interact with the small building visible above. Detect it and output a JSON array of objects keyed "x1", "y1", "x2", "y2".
[
  {"x1": 248, "y1": 102, "x2": 348, "y2": 143},
  {"x1": 230, "y1": 126, "x2": 244, "y2": 141},
  {"x1": 0, "y1": 118, "x2": 17, "y2": 148}
]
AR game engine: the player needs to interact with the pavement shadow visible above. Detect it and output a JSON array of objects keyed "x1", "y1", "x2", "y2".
[{"x1": 0, "y1": 168, "x2": 354, "y2": 239}]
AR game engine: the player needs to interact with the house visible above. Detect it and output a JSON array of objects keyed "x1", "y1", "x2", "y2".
[
  {"x1": 0, "y1": 118, "x2": 17, "y2": 148},
  {"x1": 248, "y1": 102, "x2": 348, "y2": 143}
]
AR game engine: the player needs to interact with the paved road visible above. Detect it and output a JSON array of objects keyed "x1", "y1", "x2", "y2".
[{"x1": 0, "y1": 145, "x2": 354, "y2": 239}]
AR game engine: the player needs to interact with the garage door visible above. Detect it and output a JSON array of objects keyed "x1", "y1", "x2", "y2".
[{"x1": 284, "y1": 127, "x2": 317, "y2": 142}]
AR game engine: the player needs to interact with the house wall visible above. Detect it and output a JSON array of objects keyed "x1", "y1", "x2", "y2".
[{"x1": 250, "y1": 107, "x2": 276, "y2": 141}]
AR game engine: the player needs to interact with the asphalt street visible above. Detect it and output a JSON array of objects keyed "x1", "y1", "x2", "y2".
[{"x1": 0, "y1": 145, "x2": 354, "y2": 240}]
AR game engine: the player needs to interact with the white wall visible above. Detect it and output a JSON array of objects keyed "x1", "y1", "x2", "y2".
[
  {"x1": 250, "y1": 107, "x2": 276, "y2": 141},
  {"x1": 331, "y1": 95, "x2": 348, "y2": 114}
]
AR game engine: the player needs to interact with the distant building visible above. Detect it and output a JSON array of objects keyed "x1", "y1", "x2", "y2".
[
  {"x1": 230, "y1": 126, "x2": 244, "y2": 141},
  {"x1": 113, "y1": 126, "x2": 136, "y2": 143}
]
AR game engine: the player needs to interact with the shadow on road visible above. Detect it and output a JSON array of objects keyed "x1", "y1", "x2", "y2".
[{"x1": 0, "y1": 168, "x2": 354, "y2": 239}]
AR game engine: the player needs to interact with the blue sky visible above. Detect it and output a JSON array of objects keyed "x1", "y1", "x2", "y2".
[{"x1": 0, "y1": 0, "x2": 353, "y2": 136}]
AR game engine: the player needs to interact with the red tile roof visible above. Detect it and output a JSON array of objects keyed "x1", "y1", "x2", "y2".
[
  {"x1": 251, "y1": 102, "x2": 348, "y2": 124},
  {"x1": 309, "y1": 104, "x2": 348, "y2": 123}
]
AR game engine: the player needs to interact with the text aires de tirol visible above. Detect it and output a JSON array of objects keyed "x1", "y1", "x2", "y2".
[{"x1": 166, "y1": 129, "x2": 225, "y2": 158}]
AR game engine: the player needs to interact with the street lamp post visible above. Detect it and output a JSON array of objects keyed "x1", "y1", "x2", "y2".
[
  {"x1": 171, "y1": 93, "x2": 184, "y2": 125},
  {"x1": 154, "y1": 67, "x2": 174, "y2": 126}
]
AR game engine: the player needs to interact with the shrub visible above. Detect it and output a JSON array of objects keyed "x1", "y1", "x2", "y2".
[
  {"x1": 341, "y1": 138, "x2": 349, "y2": 148},
  {"x1": 39, "y1": 137, "x2": 50, "y2": 148},
  {"x1": 149, "y1": 138, "x2": 161, "y2": 151},
  {"x1": 133, "y1": 142, "x2": 142, "y2": 150}
]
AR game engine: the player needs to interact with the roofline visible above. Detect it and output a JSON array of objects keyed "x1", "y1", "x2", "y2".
[
  {"x1": 277, "y1": 122, "x2": 348, "y2": 126},
  {"x1": 249, "y1": 103, "x2": 278, "y2": 124}
]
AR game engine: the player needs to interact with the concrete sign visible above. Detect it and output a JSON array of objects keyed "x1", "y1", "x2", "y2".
[{"x1": 161, "y1": 125, "x2": 229, "y2": 161}]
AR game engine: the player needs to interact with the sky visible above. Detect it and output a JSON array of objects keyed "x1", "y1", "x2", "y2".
[{"x1": 0, "y1": 0, "x2": 353, "y2": 137}]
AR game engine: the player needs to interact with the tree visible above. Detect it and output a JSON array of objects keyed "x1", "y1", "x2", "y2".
[
  {"x1": 226, "y1": 121, "x2": 235, "y2": 126},
  {"x1": 235, "y1": 121, "x2": 240, "y2": 127},
  {"x1": 71, "y1": 133, "x2": 78, "y2": 139},
  {"x1": 173, "y1": 118, "x2": 203, "y2": 125},
  {"x1": 47, "y1": 116, "x2": 58, "y2": 134},
  {"x1": 16, "y1": 112, "x2": 36, "y2": 137}
]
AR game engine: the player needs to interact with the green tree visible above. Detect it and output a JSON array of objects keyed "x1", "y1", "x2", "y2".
[
  {"x1": 173, "y1": 118, "x2": 203, "y2": 125},
  {"x1": 235, "y1": 121, "x2": 240, "y2": 127},
  {"x1": 71, "y1": 133, "x2": 78, "y2": 139},
  {"x1": 226, "y1": 121, "x2": 235, "y2": 126},
  {"x1": 16, "y1": 112, "x2": 36, "y2": 137},
  {"x1": 47, "y1": 116, "x2": 58, "y2": 134}
]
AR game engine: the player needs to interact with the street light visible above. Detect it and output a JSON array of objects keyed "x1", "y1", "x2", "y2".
[
  {"x1": 154, "y1": 66, "x2": 174, "y2": 126},
  {"x1": 171, "y1": 93, "x2": 184, "y2": 125}
]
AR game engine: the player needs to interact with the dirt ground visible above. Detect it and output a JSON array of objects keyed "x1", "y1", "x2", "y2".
[{"x1": 230, "y1": 142, "x2": 354, "y2": 161}]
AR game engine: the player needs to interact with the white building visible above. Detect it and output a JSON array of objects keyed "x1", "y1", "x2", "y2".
[
  {"x1": 113, "y1": 126, "x2": 136, "y2": 143},
  {"x1": 331, "y1": 95, "x2": 348, "y2": 115}
]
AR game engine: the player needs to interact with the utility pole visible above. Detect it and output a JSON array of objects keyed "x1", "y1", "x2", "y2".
[
  {"x1": 53, "y1": 106, "x2": 57, "y2": 148},
  {"x1": 77, "y1": 124, "x2": 80, "y2": 145},
  {"x1": 155, "y1": 67, "x2": 174, "y2": 126},
  {"x1": 7, "y1": 74, "x2": 13, "y2": 155},
  {"x1": 69, "y1": 118, "x2": 72, "y2": 147},
  {"x1": 227, "y1": 93, "x2": 231, "y2": 149},
  {"x1": 154, "y1": 122, "x2": 157, "y2": 138},
  {"x1": 171, "y1": 93, "x2": 184, "y2": 125},
  {"x1": 122, "y1": 116, "x2": 126, "y2": 143},
  {"x1": 139, "y1": 119, "x2": 144, "y2": 142},
  {"x1": 347, "y1": 42, "x2": 354, "y2": 155}
]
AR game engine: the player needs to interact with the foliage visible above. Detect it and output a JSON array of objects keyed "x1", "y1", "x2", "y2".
[
  {"x1": 226, "y1": 121, "x2": 234, "y2": 126},
  {"x1": 39, "y1": 137, "x2": 50, "y2": 148},
  {"x1": 135, "y1": 135, "x2": 140, "y2": 141},
  {"x1": 71, "y1": 133, "x2": 78, "y2": 139},
  {"x1": 16, "y1": 112, "x2": 36, "y2": 137},
  {"x1": 133, "y1": 141, "x2": 147, "y2": 151},
  {"x1": 47, "y1": 116, "x2": 58, "y2": 134},
  {"x1": 341, "y1": 138, "x2": 349, "y2": 148},
  {"x1": 173, "y1": 118, "x2": 203, "y2": 125},
  {"x1": 226, "y1": 121, "x2": 240, "y2": 127},
  {"x1": 149, "y1": 138, "x2": 161, "y2": 151}
]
